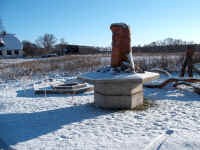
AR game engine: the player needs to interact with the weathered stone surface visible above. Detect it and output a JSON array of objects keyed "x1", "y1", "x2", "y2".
[
  {"x1": 94, "y1": 91, "x2": 143, "y2": 109},
  {"x1": 110, "y1": 23, "x2": 134, "y2": 71},
  {"x1": 95, "y1": 82, "x2": 142, "y2": 95},
  {"x1": 93, "y1": 79, "x2": 143, "y2": 109},
  {"x1": 78, "y1": 71, "x2": 159, "y2": 109}
]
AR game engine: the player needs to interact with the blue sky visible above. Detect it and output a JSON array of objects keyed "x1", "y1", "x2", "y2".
[{"x1": 1, "y1": 0, "x2": 200, "y2": 46}]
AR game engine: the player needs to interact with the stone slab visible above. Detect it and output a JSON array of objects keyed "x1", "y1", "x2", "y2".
[
  {"x1": 95, "y1": 82, "x2": 142, "y2": 95},
  {"x1": 52, "y1": 83, "x2": 87, "y2": 90},
  {"x1": 35, "y1": 86, "x2": 93, "y2": 95},
  {"x1": 78, "y1": 71, "x2": 159, "y2": 84}
]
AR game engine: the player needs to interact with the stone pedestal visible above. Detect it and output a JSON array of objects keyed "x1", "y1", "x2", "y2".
[
  {"x1": 78, "y1": 23, "x2": 159, "y2": 109},
  {"x1": 78, "y1": 71, "x2": 159, "y2": 109}
]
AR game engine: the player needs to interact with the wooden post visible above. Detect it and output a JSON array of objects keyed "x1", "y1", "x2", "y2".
[{"x1": 180, "y1": 45, "x2": 195, "y2": 77}]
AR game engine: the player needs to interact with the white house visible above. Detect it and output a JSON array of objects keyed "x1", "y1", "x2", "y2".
[{"x1": 0, "y1": 32, "x2": 23, "y2": 58}]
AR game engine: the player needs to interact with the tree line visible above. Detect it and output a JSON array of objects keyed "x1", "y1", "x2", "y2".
[
  {"x1": 22, "y1": 33, "x2": 69, "y2": 57},
  {"x1": 144, "y1": 38, "x2": 195, "y2": 47},
  {"x1": 1, "y1": 18, "x2": 199, "y2": 56},
  {"x1": 21, "y1": 36, "x2": 200, "y2": 56},
  {"x1": 132, "y1": 38, "x2": 199, "y2": 53}
]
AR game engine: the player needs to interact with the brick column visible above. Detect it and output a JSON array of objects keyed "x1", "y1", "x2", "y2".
[{"x1": 110, "y1": 23, "x2": 133, "y2": 68}]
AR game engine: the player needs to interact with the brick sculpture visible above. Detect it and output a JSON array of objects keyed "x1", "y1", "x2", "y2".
[
  {"x1": 78, "y1": 23, "x2": 160, "y2": 109},
  {"x1": 110, "y1": 23, "x2": 135, "y2": 72}
]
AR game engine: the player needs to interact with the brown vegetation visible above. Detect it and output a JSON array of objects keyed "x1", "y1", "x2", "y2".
[
  {"x1": 0, "y1": 52, "x2": 199, "y2": 80},
  {"x1": 0, "y1": 55, "x2": 104, "y2": 80}
]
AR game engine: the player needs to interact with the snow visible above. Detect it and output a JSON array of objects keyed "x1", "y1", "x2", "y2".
[
  {"x1": 0, "y1": 77, "x2": 200, "y2": 150},
  {"x1": 110, "y1": 23, "x2": 129, "y2": 28},
  {"x1": 79, "y1": 71, "x2": 159, "y2": 83},
  {"x1": 144, "y1": 130, "x2": 174, "y2": 150}
]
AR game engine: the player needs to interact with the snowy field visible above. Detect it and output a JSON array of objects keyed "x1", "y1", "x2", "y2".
[
  {"x1": 0, "y1": 58, "x2": 43, "y2": 65},
  {"x1": 0, "y1": 77, "x2": 200, "y2": 150}
]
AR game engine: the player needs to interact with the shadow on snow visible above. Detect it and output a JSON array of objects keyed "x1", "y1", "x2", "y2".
[
  {"x1": 144, "y1": 87, "x2": 200, "y2": 101},
  {"x1": 0, "y1": 103, "x2": 112, "y2": 146}
]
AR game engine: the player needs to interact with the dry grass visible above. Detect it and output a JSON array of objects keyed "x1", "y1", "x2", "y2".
[
  {"x1": 0, "y1": 55, "x2": 106, "y2": 80},
  {"x1": 0, "y1": 52, "x2": 199, "y2": 80},
  {"x1": 134, "y1": 52, "x2": 200, "y2": 72}
]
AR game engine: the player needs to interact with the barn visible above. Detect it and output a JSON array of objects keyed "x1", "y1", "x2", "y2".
[{"x1": 0, "y1": 32, "x2": 23, "y2": 58}]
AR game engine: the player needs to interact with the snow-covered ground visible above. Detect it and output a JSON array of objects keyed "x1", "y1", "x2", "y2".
[
  {"x1": 0, "y1": 77, "x2": 200, "y2": 150},
  {"x1": 0, "y1": 58, "x2": 41, "y2": 65}
]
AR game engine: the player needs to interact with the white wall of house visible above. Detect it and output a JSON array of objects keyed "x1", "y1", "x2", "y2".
[
  {"x1": 0, "y1": 49, "x2": 23, "y2": 58},
  {"x1": 0, "y1": 33, "x2": 23, "y2": 58}
]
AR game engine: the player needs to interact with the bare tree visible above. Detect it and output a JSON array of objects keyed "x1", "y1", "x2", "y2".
[{"x1": 35, "y1": 33, "x2": 57, "y2": 50}]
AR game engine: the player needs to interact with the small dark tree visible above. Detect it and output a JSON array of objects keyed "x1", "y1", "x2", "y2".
[
  {"x1": 22, "y1": 40, "x2": 38, "y2": 57},
  {"x1": 180, "y1": 45, "x2": 195, "y2": 77},
  {"x1": 35, "y1": 33, "x2": 57, "y2": 50}
]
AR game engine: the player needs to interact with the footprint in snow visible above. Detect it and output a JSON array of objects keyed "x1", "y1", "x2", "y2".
[{"x1": 60, "y1": 135, "x2": 67, "y2": 139}]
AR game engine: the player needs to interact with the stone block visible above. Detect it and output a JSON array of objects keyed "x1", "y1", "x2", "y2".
[
  {"x1": 94, "y1": 91, "x2": 143, "y2": 109},
  {"x1": 95, "y1": 82, "x2": 142, "y2": 95}
]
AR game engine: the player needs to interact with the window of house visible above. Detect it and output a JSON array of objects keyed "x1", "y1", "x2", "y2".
[
  {"x1": 7, "y1": 50, "x2": 12, "y2": 55},
  {"x1": 0, "y1": 51, "x2": 2, "y2": 55},
  {"x1": 14, "y1": 50, "x2": 19, "y2": 55}
]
